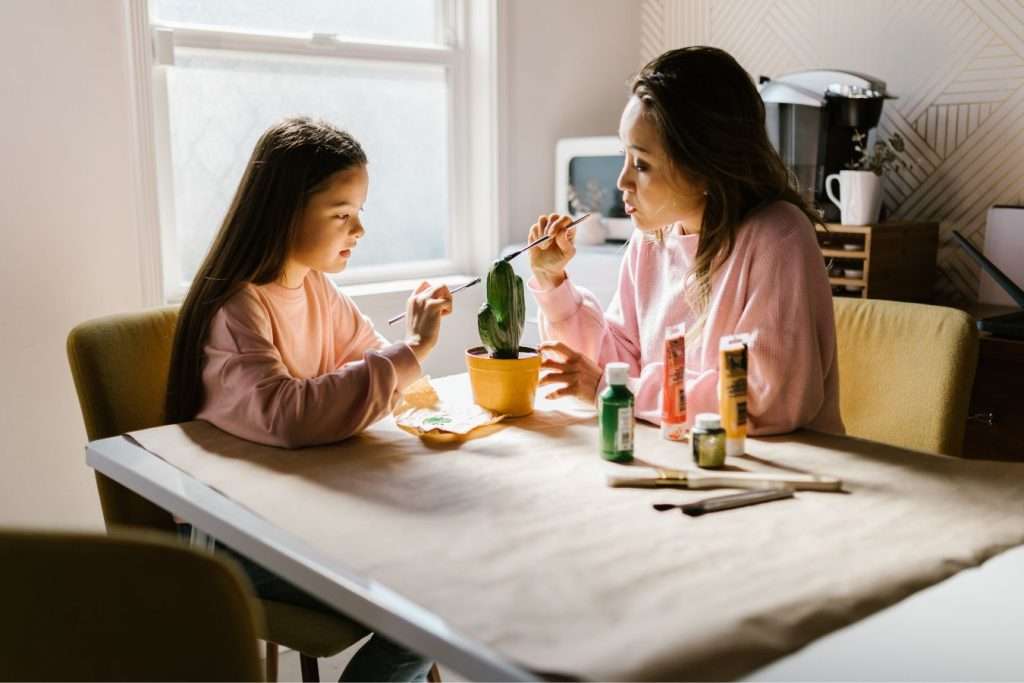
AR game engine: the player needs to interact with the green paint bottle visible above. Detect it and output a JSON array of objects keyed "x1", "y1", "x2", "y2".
[{"x1": 599, "y1": 362, "x2": 634, "y2": 462}]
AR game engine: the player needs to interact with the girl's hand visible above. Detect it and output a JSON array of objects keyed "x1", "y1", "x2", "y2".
[
  {"x1": 538, "y1": 340, "x2": 602, "y2": 402},
  {"x1": 529, "y1": 213, "x2": 576, "y2": 290},
  {"x1": 404, "y1": 281, "x2": 452, "y2": 363}
]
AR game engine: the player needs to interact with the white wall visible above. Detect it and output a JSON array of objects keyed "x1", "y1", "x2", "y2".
[
  {"x1": 640, "y1": 0, "x2": 1024, "y2": 305},
  {"x1": 501, "y1": 0, "x2": 642, "y2": 248},
  {"x1": 0, "y1": 0, "x2": 640, "y2": 530},
  {"x1": 346, "y1": 279, "x2": 484, "y2": 378},
  {"x1": 0, "y1": 1, "x2": 143, "y2": 530}
]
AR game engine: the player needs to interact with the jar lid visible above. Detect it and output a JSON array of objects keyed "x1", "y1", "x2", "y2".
[
  {"x1": 604, "y1": 362, "x2": 630, "y2": 386},
  {"x1": 694, "y1": 412, "x2": 722, "y2": 430}
]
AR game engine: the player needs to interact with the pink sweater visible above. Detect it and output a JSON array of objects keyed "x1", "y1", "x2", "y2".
[
  {"x1": 197, "y1": 272, "x2": 421, "y2": 447},
  {"x1": 531, "y1": 201, "x2": 844, "y2": 436}
]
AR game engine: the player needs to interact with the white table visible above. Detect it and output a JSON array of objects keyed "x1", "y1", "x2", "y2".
[
  {"x1": 87, "y1": 434, "x2": 535, "y2": 681},
  {"x1": 87, "y1": 424, "x2": 1024, "y2": 681}
]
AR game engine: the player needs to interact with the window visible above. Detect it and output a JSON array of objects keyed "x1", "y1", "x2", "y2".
[{"x1": 137, "y1": 0, "x2": 498, "y2": 301}]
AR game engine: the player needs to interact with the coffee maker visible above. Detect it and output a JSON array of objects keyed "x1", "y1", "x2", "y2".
[{"x1": 758, "y1": 69, "x2": 895, "y2": 222}]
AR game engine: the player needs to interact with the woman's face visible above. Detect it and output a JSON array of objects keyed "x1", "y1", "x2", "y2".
[
  {"x1": 617, "y1": 95, "x2": 706, "y2": 234},
  {"x1": 290, "y1": 165, "x2": 369, "y2": 275}
]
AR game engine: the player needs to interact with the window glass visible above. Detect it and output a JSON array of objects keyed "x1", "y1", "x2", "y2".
[{"x1": 166, "y1": 52, "x2": 449, "y2": 281}]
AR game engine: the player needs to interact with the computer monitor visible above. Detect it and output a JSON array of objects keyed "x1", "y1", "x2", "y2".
[
  {"x1": 554, "y1": 136, "x2": 632, "y2": 241},
  {"x1": 951, "y1": 230, "x2": 1024, "y2": 339}
]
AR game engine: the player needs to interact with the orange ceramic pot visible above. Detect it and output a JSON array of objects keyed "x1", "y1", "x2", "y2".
[{"x1": 465, "y1": 346, "x2": 541, "y2": 417}]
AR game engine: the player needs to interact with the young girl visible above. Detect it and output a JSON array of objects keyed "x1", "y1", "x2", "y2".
[
  {"x1": 166, "y1": 117, "x2": 447, "y2": 681},
  {"x1": 529, "y1": 47, "x2": 844, "y2": 437},
  {"x1": 166, "y1": 117, "x2": 452, "y2": 446}
]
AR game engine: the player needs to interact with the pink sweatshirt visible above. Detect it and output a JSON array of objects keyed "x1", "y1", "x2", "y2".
[
  {"x1": 197, "y1": 271, "x2": 421, "y2": 447},
  {"x1": 531, "y1": 201, "x2": 844, "y2": 436}
]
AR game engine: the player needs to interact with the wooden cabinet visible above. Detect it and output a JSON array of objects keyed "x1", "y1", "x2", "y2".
[
  {"x1": 816, "y1": 222, "x2": 939, "y2": 302},
  {"x1": 963, "y1": 326, "x2": 1024, "y2": 462}
]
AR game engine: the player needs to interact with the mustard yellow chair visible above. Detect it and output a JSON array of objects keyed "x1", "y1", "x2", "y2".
[
  {"x1": 66, "y1": 307, "x2": 369, "y2": 682},
  {"x1": 0, "y1": 528, "x2": 263, "y2": 681},
  {"x1": 833, "y1": 298, "x2": 979, "y2": 457}
]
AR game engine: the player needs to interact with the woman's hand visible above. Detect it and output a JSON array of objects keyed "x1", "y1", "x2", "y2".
[
  {"x1": 404, "y1": 281, "x2": 452, "y2": 363},
  {"x1": 529, "y1": 213, "x2": 576, "y2": 290},
  {"x1": 538, "y1": 340, "x2": 602, "y2": 402}
]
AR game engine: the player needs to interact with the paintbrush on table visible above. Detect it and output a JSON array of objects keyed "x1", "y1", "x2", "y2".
[{"x1": 606, "y1": 465, "x2": 843, "y2": 492}]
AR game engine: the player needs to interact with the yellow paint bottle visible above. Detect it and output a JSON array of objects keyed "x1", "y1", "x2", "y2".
[{"x1": 718, "y1": 333, "x2": 751, "y2": 458}]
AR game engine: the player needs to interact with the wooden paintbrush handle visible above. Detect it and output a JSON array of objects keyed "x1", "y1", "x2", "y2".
[{"x1": 688, "y1": 469, "x2": 842, "y2": 492}]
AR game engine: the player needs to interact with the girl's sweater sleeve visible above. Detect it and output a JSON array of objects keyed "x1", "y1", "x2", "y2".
[
  {"x1": 328, "y1": 281, "x2": 394, "y2": 362},
  {"x1": 198, "y1": 289, "x2": 421, "y2": 448}
]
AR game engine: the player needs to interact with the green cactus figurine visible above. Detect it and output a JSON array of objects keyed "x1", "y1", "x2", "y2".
[{"x1": 477, "y1": 260, "x2": 526, "y2": 359}]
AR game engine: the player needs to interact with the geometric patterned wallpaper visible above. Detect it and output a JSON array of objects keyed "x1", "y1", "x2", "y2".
[{"x1": 640, "y1": 0, "x2": 1024, "y2": 305}]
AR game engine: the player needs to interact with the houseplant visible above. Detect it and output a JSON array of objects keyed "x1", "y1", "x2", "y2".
[
  {"x1": 850, "y1": 130, "x2": 910, "y2": 176},
  {"x1": 465, "y1": 259, "x2": 541, "y2": 416},
  {"x1": 827, "y1": 131, "x2": 911, "y2": 225}
]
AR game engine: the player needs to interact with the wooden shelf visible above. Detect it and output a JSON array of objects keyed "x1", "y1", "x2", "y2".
[
  {"x1": 815, "y1": 221, "x2": 938, "y2": 303},
  {"x1": 818, "y1": 221, "x2": 931, "y2": 234},
  {"x1": 817, "y1": 223, "x2": 871, "y2": 235}
]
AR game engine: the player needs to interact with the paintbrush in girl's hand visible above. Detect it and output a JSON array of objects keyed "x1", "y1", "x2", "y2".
[{"x1": 387, "y1": 277, "x2": 481, "y2": 326}]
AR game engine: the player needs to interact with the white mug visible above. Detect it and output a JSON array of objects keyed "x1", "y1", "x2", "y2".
[{"x1": 825, "y1": 170, "x2": 882, "y2": 225}]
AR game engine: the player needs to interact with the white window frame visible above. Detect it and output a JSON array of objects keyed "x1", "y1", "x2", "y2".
[{"x1": 124, "y1": 0, "x2": 501, "y2": 305}]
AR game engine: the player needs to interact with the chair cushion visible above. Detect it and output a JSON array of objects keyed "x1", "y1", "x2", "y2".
[
  {"x1": 259, "y1": 599, "x2": 370, "y2": 658},
  {"x1": 0, "y1": 529, "x2": 263, "y2": 681},
  {"x1": 67, "y1": 306, "x2": 180, "y2": 440},
  {"x1": 833, "y1": 298, "x2": 978, "y2": 456}
]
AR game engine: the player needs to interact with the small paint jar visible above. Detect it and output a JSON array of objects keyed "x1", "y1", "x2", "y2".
[{"x1": 691, "y1": 412, "x2": 726, "y2": 468}]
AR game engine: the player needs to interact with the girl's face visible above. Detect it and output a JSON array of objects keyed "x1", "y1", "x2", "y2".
[
  {"x1": 616, "y1": 95, "x2": 706, "y2": 234},
  {"x1": 290, "y1": 165, "x2": 369, "y2": 276}
]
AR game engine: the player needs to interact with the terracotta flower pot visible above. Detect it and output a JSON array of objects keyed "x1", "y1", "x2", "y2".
[{"x1": 465, "y1": 346, "x2": 541, "y2": 417}]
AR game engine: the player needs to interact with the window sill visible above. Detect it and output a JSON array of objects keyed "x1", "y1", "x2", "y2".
[
  {"x1": 164, "y1": 273, "x2": 480, "y2": 305},
  {"x1": 339, "y1": 274, "x2": 479, "y2": 298}
]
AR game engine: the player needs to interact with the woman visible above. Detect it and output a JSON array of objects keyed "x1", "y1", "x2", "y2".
[{"x1": 528, "y1": 46, "x2": 844, "y2": 436}]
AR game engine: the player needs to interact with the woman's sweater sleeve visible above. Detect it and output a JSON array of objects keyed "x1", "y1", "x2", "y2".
[
  {"x1": 738, "y1": 226, "x2": 832, "y2": 434},
  {"x1": 198, "y1": 290, "x2": 421, "y2": 448},
  {"x1": 530, "y1": 239, "x2": 642, "y2": 365},
  {"x1": 528, "y1": 221, "x2": 834, "y2": 434},
  {"x1": 530, "y1": 238, "x2": 673, "y2": 421},
  {"x1": 686, "y1": 225, "x2": 833, "y2": 435}
]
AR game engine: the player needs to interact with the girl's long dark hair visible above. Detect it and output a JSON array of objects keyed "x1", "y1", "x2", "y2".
[
  {"x1": 165, "y1": 117, "x2": 367, "y2": 424},
  {"x1": 631, "y1": 47, "x2": 822, "y2": 332}
]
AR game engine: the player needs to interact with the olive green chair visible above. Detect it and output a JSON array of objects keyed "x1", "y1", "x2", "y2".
[
  {"x1": 66, "y1": 307, "x2": 369, "y2": 682},
  {"x1": 833, "y1": 298, "x2": 979, "y2": 457},
  {"x1": 0, "y1": 528, "x2": 264, "y2": 681}
]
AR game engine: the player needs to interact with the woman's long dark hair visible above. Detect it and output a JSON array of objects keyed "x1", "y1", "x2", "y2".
[
  {"x1": 631, "y1": 47, "x2": 822, "y2": 330},
  {"x1": 165, "y1": 117, "x2": 367, "y2": 424}
]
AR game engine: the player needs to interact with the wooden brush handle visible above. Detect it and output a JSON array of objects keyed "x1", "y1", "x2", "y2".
[{"x1": 688, "y1": 470, "x2": 842, "y2": 492}]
